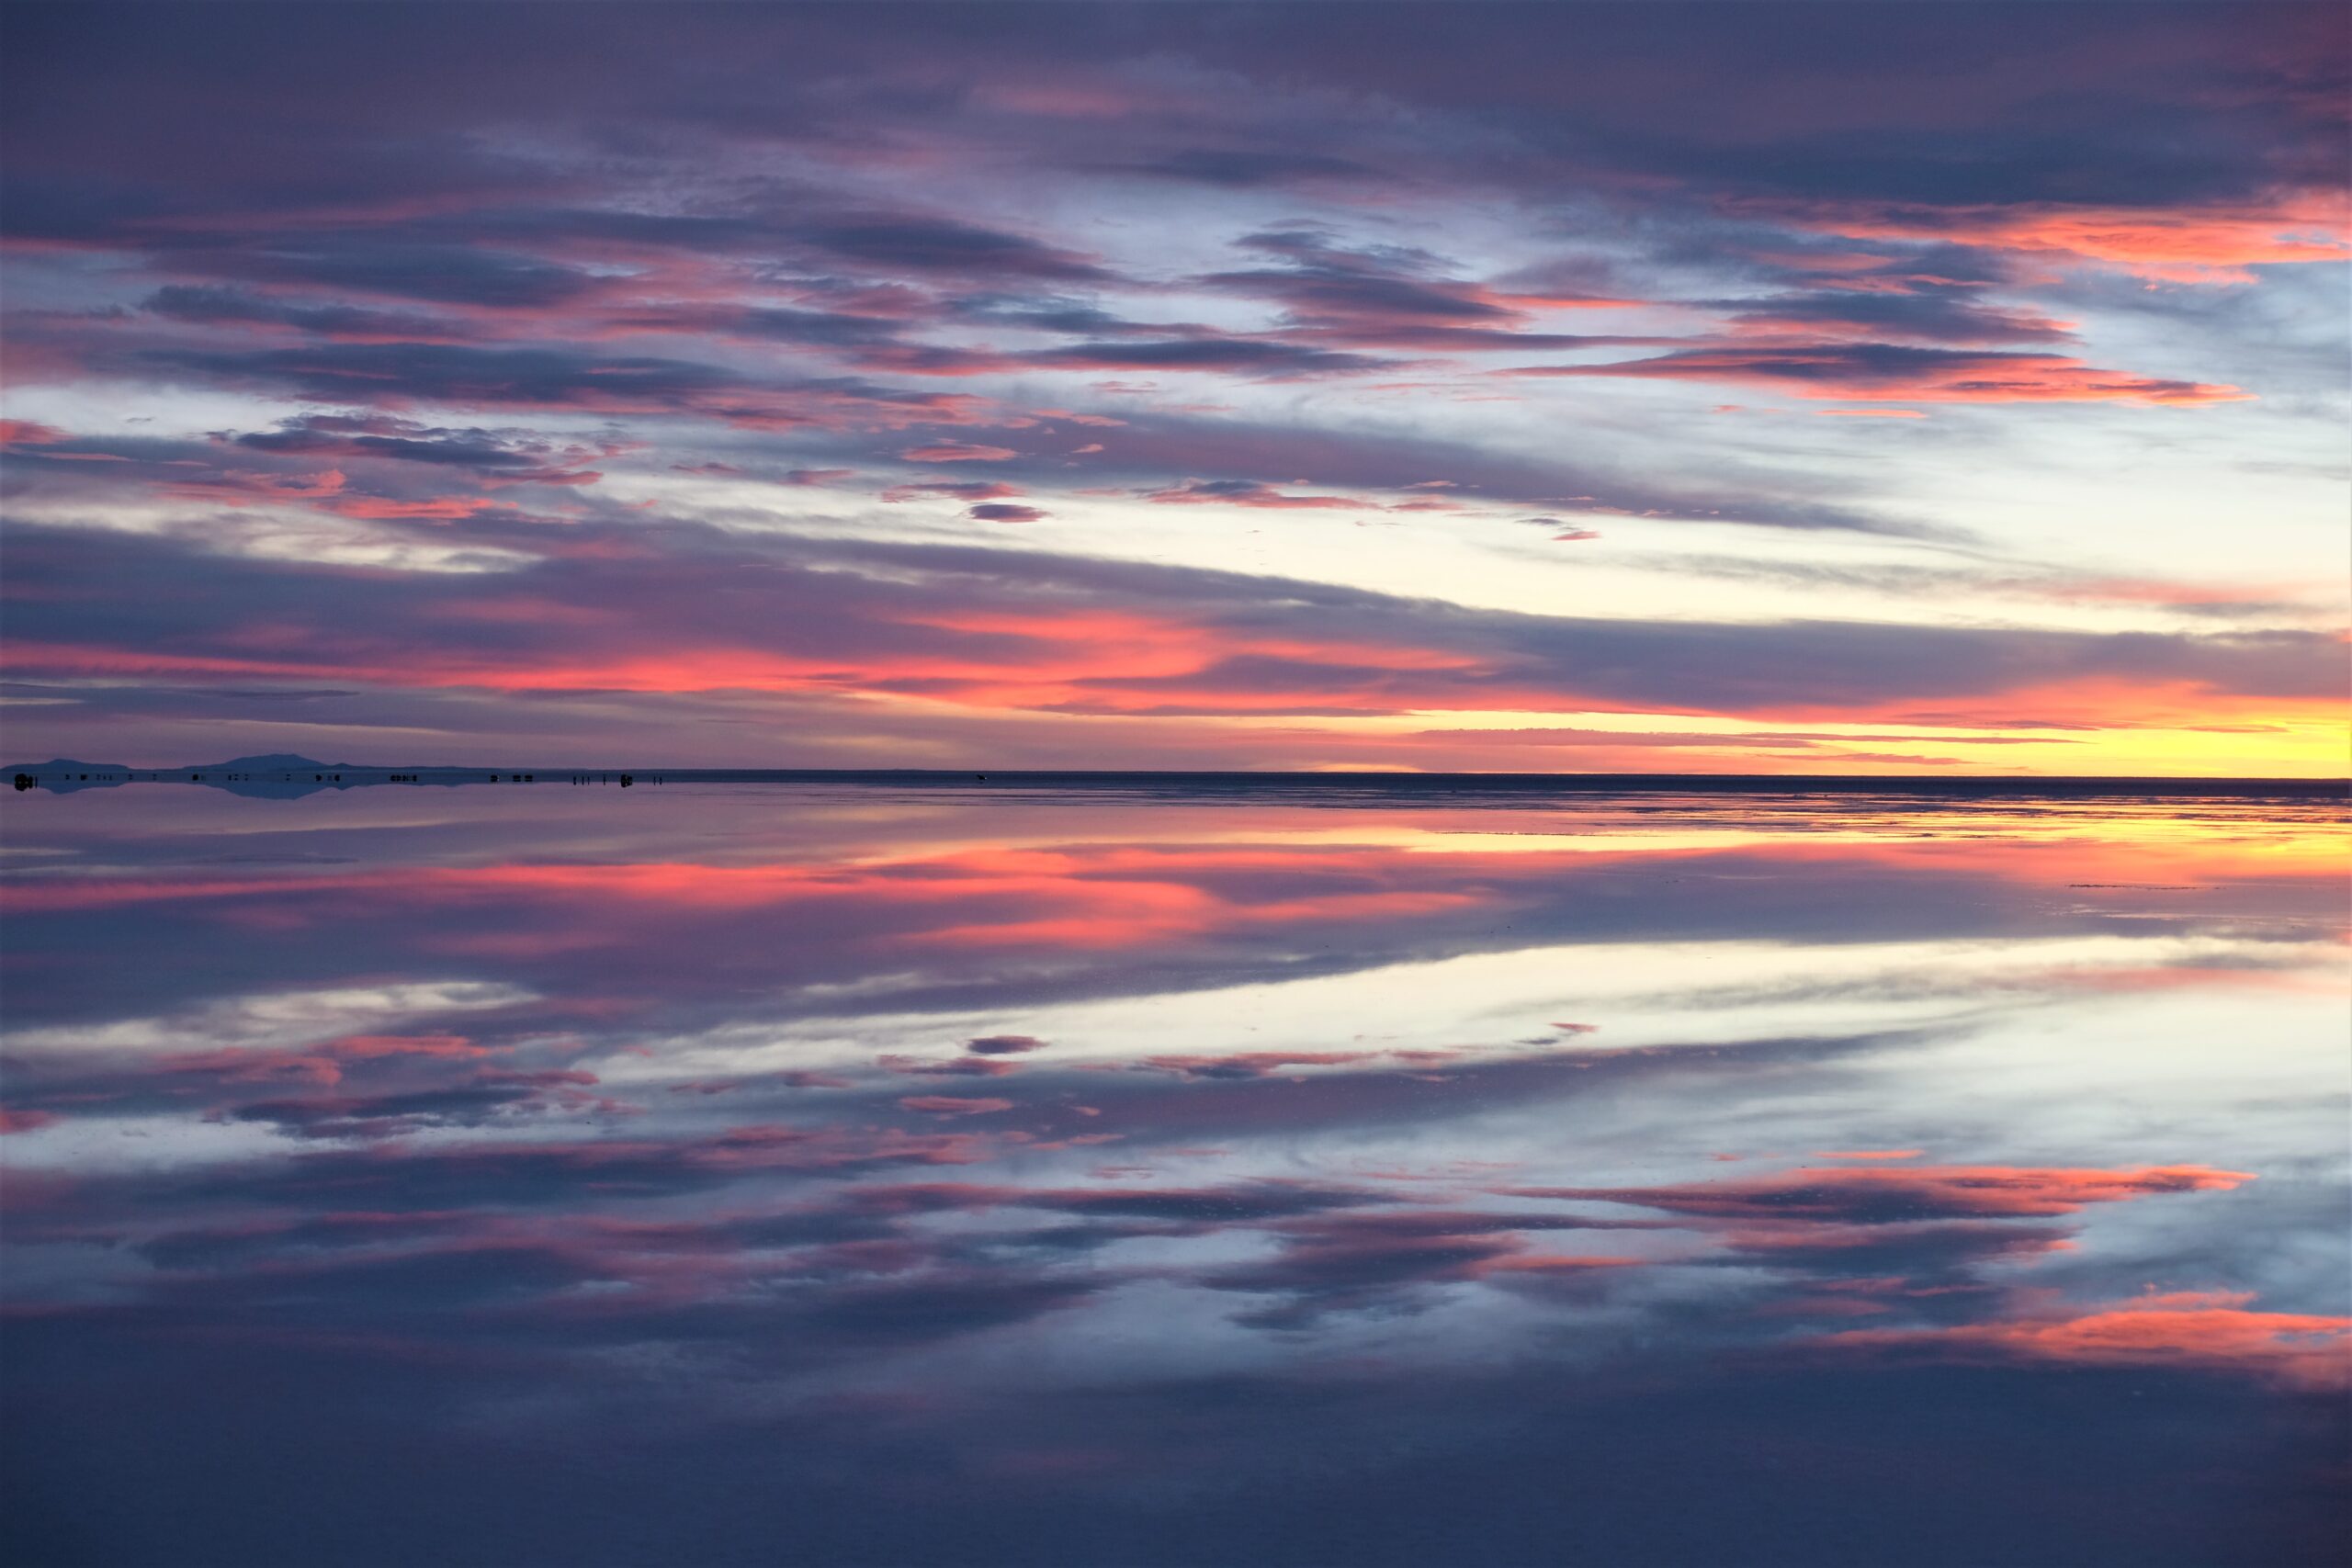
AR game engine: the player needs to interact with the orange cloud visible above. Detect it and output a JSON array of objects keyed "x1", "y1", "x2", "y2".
[{"x1": 1781, "y1": 192, "x2": 2352, "y2": 282}]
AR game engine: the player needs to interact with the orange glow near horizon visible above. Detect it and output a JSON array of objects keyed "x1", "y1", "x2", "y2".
[{"x1": 5, "y1": 633, "x2": 2341, "y2": 777}]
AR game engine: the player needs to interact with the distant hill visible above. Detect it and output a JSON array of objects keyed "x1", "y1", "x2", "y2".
[
  {"x1": 7, "y1": 755, "x2": 356, "y2": 776},
  {"x1": 7, "y1": 755, "x2": 576, "y2": 796},
  {"x1": 205, "y1": 754, "x2": 351, "y2": 773},
  {"x1": 8, "y1": 764, "x2": 2336, "y2": 802},
  {"x1": 9, "y1": 754, "x2": 390, "y2": 796}
]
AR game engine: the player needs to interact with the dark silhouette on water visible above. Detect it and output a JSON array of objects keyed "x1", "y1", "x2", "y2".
[
  {"x1": 6, "y1": 754, "x2": 556, "y2": 798},
  {"x1": 5, "y1": 757, "x2": 2342, "y2": 802}
]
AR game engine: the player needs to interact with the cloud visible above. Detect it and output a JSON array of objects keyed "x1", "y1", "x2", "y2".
[
  {"x1": 897, "y1": 1096, "x2": 1016, "y2": 1117},
  {"x1": 1823, "y1": 1291, "x2": 2352, "y2": 1390},
  {"x1": 160, "y1": 239, "x2": 603, "y2": 308},
  {"x1": 1134, "y1": 1049, "x2": 1426, "y2": 1081},
  {"x1": 791, "y1": 217, "x2": 1112, "y2": 282},
  {"x1": 1716, "y1": 290, "x2": 2077, "y2": 346},
  {"x1": 1763, "y1": 197, "x2": 2352, "y2": 284},
  {"x1": 880, "y1": 480, "x2": 1024, "y2": 502},
  {"x1": 1024, "y1": 338, "x2": 1396, "y2": 377},
  {"x1": 230, "y1": 412, "x2": 626, "y2": 484},
  {"x1": 1138, "y1": 479, "x2": 1369, "y2": 510},
  {"x1": 145, "y1": 284, "x2": 467, "y2": 341},
  {"x1": 1518, "y1": 344, "x2": 2248, "y2": 405},
  {"x1": 1506, "y1": 1163, "x2": 2254, "y2": 1224},
  {"x1": 1017, "y1": 409, "x2": 1927, "y2": 534},
  {"x1": 128, "y1": 343, "x2": 985, "y2": 429},
  {"x1": 899, "y1": 443, "x2": 1019, "y2": 462},
  {"x1": 881, "y1": 1055, "x2": 1023, "y2": 1079},
  {"x1": 1194, "y1": 230, "x2": 1651, "y2": 355},
  {"x1": 1103, "y1": 148, "x2": 1376, "y2": 188},
  {"x1": 5, "y1": 522, "x2": 2340, "y2": 736},
  {"x1": 966, "y1": 1035, "x2": 1047, "y2": 1055}
]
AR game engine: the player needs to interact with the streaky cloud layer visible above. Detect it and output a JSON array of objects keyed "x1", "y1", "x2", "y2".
[{"x1": 2, "y1": 2, "x2": 2346, "y2": 773}]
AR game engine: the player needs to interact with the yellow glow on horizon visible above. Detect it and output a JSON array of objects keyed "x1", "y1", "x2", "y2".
[{"x1": 1228, "y1": 705, "x2": 2350, "y2": 778}]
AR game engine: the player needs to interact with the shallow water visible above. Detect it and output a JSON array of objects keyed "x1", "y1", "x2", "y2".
[{"x1": 4, "y1": 784, "x2": 2346, "y2": 1566}]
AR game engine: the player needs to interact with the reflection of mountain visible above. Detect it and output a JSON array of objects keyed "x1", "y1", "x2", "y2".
[
  {"x1": 4, "y1": 760, "x2": 134, "y2": 794},
  {"x1": 6, "y1": 754, "x2": 569, "y2": 797}
]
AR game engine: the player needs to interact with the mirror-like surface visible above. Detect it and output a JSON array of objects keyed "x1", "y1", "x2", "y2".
[{"x1": 4, "y1": 784, "x2": 2346, "y2": 1566}]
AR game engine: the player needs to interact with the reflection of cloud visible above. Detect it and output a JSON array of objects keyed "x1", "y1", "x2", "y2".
[
  {"x1": 1823, "y1": 1291, "x2": 2352, "y2": 1390},
  {"x1": 897, "y1": 1095, "x2": 1016, "y2": 1117},
  {"x1": 1517, "y1": 344, "x2": 2246, "y2": 405},
  {"x1": 1508, "y1": 1162, "x2": 2253, "y2": 1223},
  {"x1": 3, "y1": 787, "x2": 2344, "y2": 1563},
  {"x1": 4, "y1": 981, "x2": 531, "y2": 1055}
]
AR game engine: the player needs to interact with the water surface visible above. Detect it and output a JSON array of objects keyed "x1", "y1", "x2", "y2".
[{"x1": 5, "y1": 784, "x2": 2346, "y2": 1565}]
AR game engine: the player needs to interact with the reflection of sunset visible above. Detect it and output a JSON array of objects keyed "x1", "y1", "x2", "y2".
[
  {"x1": 4, "y1": 783, "x2": 2345, "y2": 1562},
  {"x1": 1829, "y1": 1292, "x2": 2352, "y2": 1391}
]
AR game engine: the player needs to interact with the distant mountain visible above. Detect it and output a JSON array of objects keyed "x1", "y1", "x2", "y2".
[
  {"x1": 204, "y1": 754, "x2": 349, "y2": 773},
  {"x1": 8, "y1": 756, "x2": 358, "y2": 777},
  {"x1": 7, "y1": 755, "x2": 576, "y2": 796},
  {"x1": 175, "y1": 756, "x2": 377, "y2": 798},
  {"x1": 5, "y1": 763, "x2": 2338, "y2": 802},
  {"x1": 8, "y1": 754, "x2": 385, "y2": 796}
]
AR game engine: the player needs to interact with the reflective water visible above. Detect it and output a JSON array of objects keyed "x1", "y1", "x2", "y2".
[{"x1": 4, "y1": 784, "x2": 2346, "y2": 1566}]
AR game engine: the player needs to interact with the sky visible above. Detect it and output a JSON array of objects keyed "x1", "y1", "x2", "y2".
[{"x1": 2, "y1": 1, "x2": 2346, "y2": 774}]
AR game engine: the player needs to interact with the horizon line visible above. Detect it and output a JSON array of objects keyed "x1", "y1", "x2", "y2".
[{"x1": 9, "y1": 758, "x2": 2345, "y2": 798}]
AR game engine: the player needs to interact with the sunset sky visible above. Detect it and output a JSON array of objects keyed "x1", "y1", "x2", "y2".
[{"x1": 3, "y1": 2, "x2": 2346, "y2": 773}]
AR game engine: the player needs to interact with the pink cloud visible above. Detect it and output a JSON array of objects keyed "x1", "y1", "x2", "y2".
[
  {"x1": 898, "y1": 1095, "x2": 1017, "y2": 1116},
  {"x1": 899, "y1": 443, "x2": 1019, "y2": 462}
]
